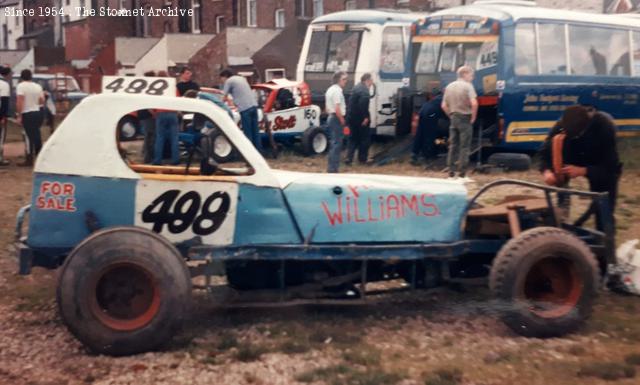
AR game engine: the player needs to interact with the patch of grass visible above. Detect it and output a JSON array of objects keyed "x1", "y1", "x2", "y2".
[
  {"x1": 216, "y1": 333, "x2": 238, "y2": 351},
  {"x1": 295, "y1": 364, "x2": 402, "y2": 385},
  {"x1": 623, "y1": 195, "x2": 640, "y2": 206},
  {"x1": 277, "y1": 339, "x2": 312, "y2": 354},
  {"x1": 566, "y1": 345, "x2": 587, "y2": 356},
  {"x1": 342, "y1": 346, "x2": 381, "y2": 367},
  {"x1": 483, "y1": 350, "x2": 516, "y2": 364},
  {"x1": 577, "y1": 362, "x2": 636, "y2": 381},
  {"x1": 308, "y1": 323, "x2": 362, "y2": 346},
  {"x1": 11, "y1": 279, "x2": 54, "y2": 312},
  {"x1": 234, "y1": 342, "x2": 269, "y2": 362},
  {"x1": 295, "y1": 365, "x2": 352, "y2": 383},
  {"x1": 619, "y1": 207, "x2": 635, "y2": 218},
  {"x1": 625, "y1": 353, "x2": 640, "y2": 366},
  {"x1": 424, "y1": 368, "x2": 463, "y2": 385}
]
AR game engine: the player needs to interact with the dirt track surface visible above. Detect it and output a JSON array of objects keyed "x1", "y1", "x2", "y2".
[{"x1": 1, "y1": 139, "x2": 640, "y2": 385}]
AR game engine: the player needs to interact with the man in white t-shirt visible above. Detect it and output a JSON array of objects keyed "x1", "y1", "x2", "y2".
[
  {"x1": 0, "y1": 66, "x2": 10, "y2": 166},
  {"x1": 16, "y1": 69, "x2": 44, "y2": 166},
  {"x1": 325, "y1": 71, "x2": 348, "y2": 173}
]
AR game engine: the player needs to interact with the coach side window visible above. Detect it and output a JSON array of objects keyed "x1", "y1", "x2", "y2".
[
  {"x1": 569, "y1": 25, "x2": 630, "y2": 76},
  {"x1": 538, "y1": 24, "x2": 567, "y2": 75},
  {"x1": 515, "y1": 23, "x2": 537, "y2": 75},
  {"x1": 380, "y1": 26, "x2": 405, "y2": 74}
]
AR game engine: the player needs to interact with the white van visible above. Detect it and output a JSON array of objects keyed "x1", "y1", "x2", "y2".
[{"x1": 297, "y1": 10, "x2": 427, "y2": 136}]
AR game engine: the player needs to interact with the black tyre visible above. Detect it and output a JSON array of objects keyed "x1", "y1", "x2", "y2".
[
  {"x1": 117, "y1": 115, "x2": 140, "y2": 141},
  {"x1": 209, "y1": 130, "x2": 236, "y2": 163},
  {"x1": 302, "y1": 126, "x2": 329, "y2": 156},
  {"x1": 487, "y1": 152, "x2": 531, "y2": 171},
  {"x1": 57, "y1": 227, "x2": 192, "y2": 356},
  {"x1": 489, "y1": 227, "x2": 599, "y2": 337}
]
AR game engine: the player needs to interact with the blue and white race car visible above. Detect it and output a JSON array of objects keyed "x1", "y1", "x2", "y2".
[{"x1": 16, "y1": 93, "x2": 614, "y2": 355}]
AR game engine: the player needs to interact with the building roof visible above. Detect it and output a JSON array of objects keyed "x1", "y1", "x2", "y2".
[
  {"x1": 115, "y1": 37, "x2": 161, "y2": 66},
  {"x1": 0, "y1": 50, "x2": 29, "y2": 67},
  {"x1": 312, "y1": 9, "x2": 428, "y2": 25},
  {"x1": 430, "y1": 2, "x2": 640, "y2": 28},
  {"x1": 165, "y1": 34, "x2": 216, "y2": 65},
  {"x1": 226, "y1": 27, "x2": 281, "y2": 66},
  {"x1": 252, "y1": 19, "x2": 309, "y2": 78}
]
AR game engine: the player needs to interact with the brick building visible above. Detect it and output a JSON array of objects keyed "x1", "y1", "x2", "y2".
[{"x1": 1, "y1": 0, "x2": 633, "y2": 91}]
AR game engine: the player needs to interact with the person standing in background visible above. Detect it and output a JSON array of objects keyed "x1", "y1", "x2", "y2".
[
  {"x1": 441, "y1": 66, "x2": 478, "y2": 178},
  {"x1": 176, "y1": 66, "x2": 200, "y2": 96},
  {"x1": 325, "y1": 71, "x2": 349, "y2": 173},
  {"x1": 219, "y1": 68, "x2": 261, "y2": 151},
  {"x1": 411, "y1": 89, "x2": 445, "y2": 166},
  {"x1": 16, "y1": 69, "x2": 44, "y2": 167},
  {"x1": 345, "y1": 73, "x2": 372, "y2": 166},
  {"x1": 0, "y1": 66, "x2": 11, "y2": 166}
]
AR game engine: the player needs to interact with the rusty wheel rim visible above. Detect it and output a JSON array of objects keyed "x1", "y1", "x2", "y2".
[
  {"x1": 90, "y1": 263, "x2": 160, "y2": 331},
  {"x1": 521, "y1": 257, "x2": 583, "y2": 319}
]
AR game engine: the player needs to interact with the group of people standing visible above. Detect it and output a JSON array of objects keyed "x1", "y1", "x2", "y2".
[
  {"x1": 0, "y1": 66, "x2": 46, "y2": 168},
  {"x1": 140, "y1": 66, "x2": 262, "y2": 165},
  {"x1": 324, "y1": 71, "x2": 374, "y2": 173}
]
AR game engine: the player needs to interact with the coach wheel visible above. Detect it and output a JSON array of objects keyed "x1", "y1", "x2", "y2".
[
  {"x1": 57, "y1": 227, "x2": 191, "y2": 356},
  {"x1": 489, "y1": 227, "x2": 599, "y2": 337},
  {"x1": 302, "y1": 126, "x2": 328, "y2": 156}
]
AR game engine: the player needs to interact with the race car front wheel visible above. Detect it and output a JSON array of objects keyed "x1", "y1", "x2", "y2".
[
  {"x1": 489, "y1": 227, "x2": 599, "y2": 338},
  {"x1": 302, "y1": 126, "x2": 328, "y2": 156},
  {"x1": 57, "y1": 227, "x2": 191, "y2": 356}
]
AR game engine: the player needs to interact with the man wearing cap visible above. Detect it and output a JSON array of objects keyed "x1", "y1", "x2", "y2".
[
  {"x1": 539, "y1": 105, "x2": 622, "y2": 227},
  {"x1": 0, "y1": 66, "x2": 10, "y2": 166}
]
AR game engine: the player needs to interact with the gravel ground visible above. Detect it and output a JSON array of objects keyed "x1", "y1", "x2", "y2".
[{"x1": 1, "y1": 139, "x2": 640, "y2": 385}]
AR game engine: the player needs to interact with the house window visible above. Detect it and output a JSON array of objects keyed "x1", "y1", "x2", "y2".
[
  {"x1": 297, "y1": 0, "x2": 306, "y2": 17},
  {"x1": 265, "y1": 68, "x2": 286, "y2": 81},
  {"x1": 15, "y1": 14, "x2": 19, "y2": 27},
  {"x1": 143, "y1": 5, "x2": 151, "y2": 36},
  {"x1": 313, "y1": 0, "x2": 323, "y2": 18},
  {"x1": 275, "y1": 9, "x2": 285, "y2": 29},
  {"x1": 192, "y1": 0, "x2": 201, "y2": 33},
  {"x1": 247, "y1": 0, "x2": 257, "y2": 27},
  {"x1": 216, "y1": 15, "x2": 225, "y2": 34},
  {"x1": 345, "y1": 0, "x2": 356, "y2": 10}
]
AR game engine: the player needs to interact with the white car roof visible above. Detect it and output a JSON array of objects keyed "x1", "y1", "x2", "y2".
[{"x1": 35, "y1": 93, "x2": 275, "y2": 186}]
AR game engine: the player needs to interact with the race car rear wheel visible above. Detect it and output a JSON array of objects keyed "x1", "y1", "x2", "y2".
[
  {"x1": 489, "y1": 227, "x2": 599, "y2": 338},
  {"x1": 302, "y1": 126, "x2": 328, "y2": 156},
  {"x1": 57, "y1": 227, "x2": 191, "y2": 356}
]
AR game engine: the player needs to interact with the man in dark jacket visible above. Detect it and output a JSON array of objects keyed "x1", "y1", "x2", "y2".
[
  {"x1": 539, "y1": 105, "x2": 622, "y2": 228},
  {"x1": 411, "y1": 91, "x2": 445, "y2": 165},
  {"x1": 345, "y1": 73, "x2": 373, "y2": 165}
]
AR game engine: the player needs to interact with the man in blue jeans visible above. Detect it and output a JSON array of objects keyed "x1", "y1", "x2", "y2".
[
  {"x1": 219, "y1": 68, "x2": 261, "y2": 152},
  {"x1": 152, "y1": 110, "x2": 180, "y2": 165},
  {"x1": 325, "y1": 71, "x2": 348, "y2": 173}
]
